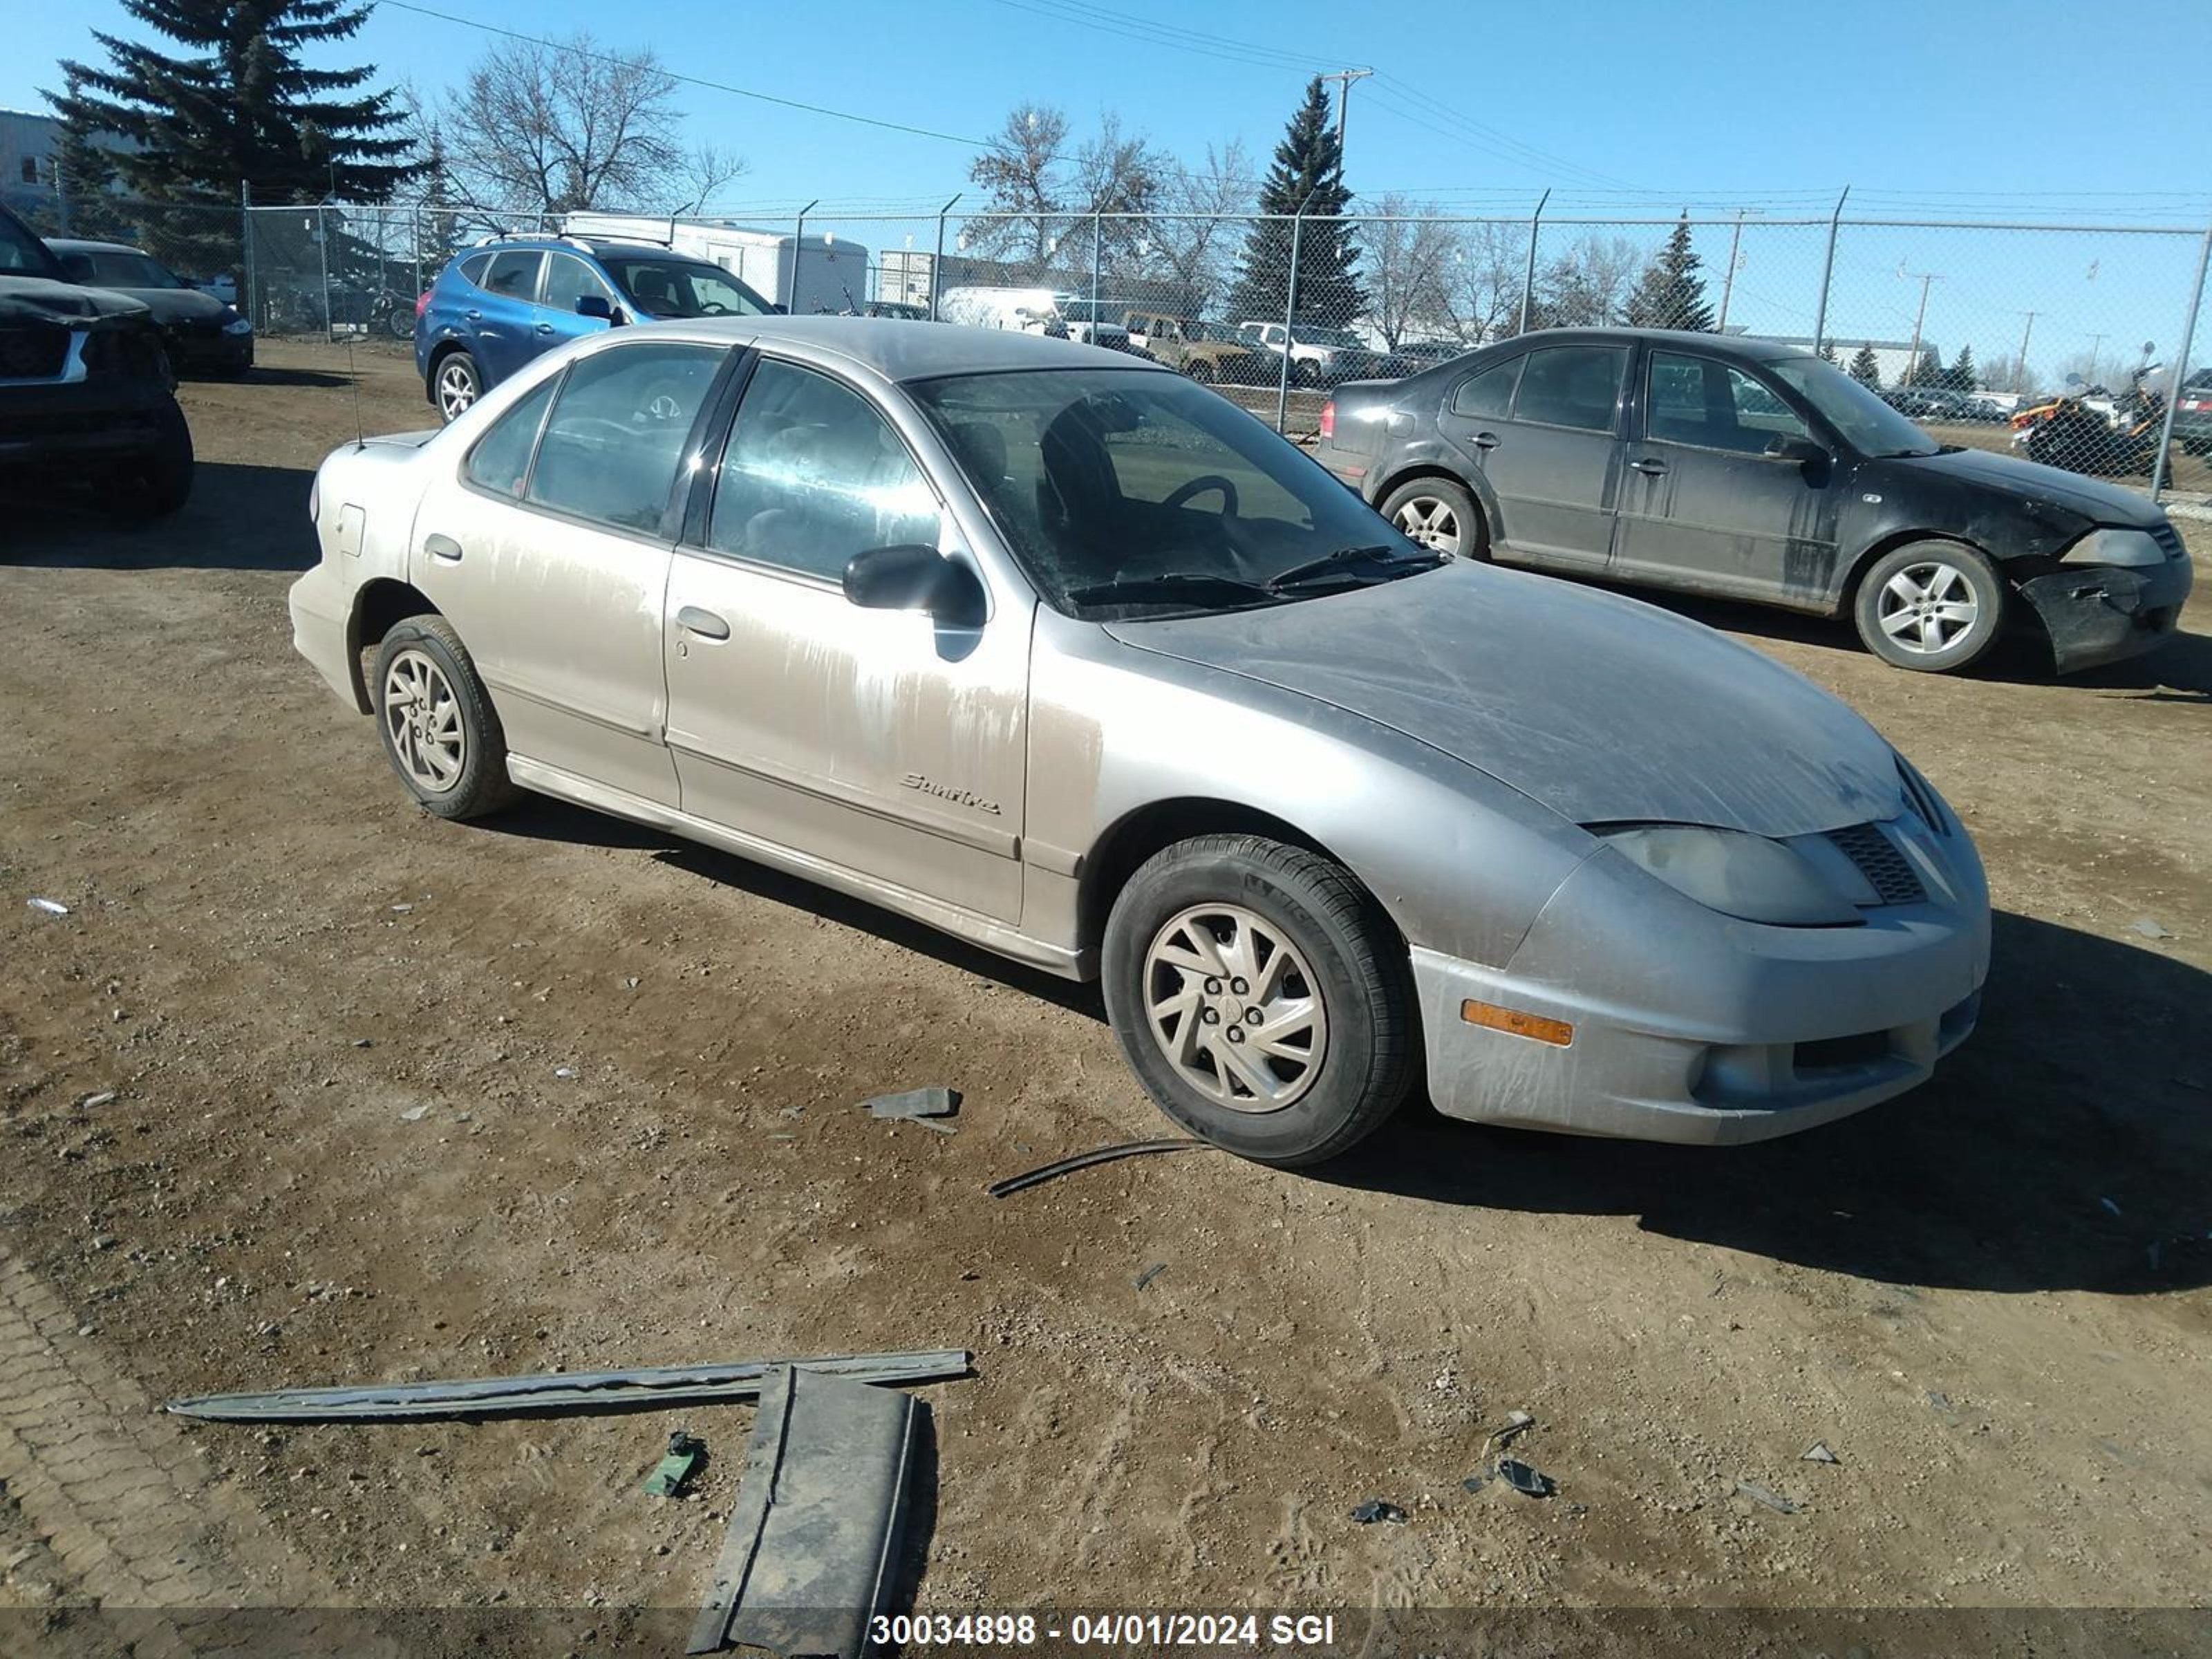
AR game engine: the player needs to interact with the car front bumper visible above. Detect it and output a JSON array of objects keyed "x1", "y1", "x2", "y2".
[
  {"x1": 1410, "y1": 823, "x2": 1990, "y2": 1145},
  {"x1": 2017, "y1": 552, "x2": 2193, "y2": 674}
]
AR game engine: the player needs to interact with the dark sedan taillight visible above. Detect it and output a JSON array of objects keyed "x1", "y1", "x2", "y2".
[{"x1": 1319, "y1": 400, "x2": 1335, "y2": 441}]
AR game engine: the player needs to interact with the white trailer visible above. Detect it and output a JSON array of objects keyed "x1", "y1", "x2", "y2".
[{"x1": 560, "y1": 214, "x2": 873, "y2": 317}]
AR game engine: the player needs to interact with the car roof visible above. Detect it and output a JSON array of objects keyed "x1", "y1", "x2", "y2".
[
  {"x1": 1496, "y1": 326, "x2": 1812, "y2": 362},
  {"x1": 43, "y1": 238, "x2": 149, "y2": 256},
  {"x1": 630, "y1": 315, "x2": 1176, "y2": 382},
  {"x1": 465, "y1": 238, "x2": 712, "y2": 262}
]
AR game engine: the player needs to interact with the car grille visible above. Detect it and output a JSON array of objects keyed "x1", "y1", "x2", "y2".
[
  {"x1": 0, "y1": 326, "x2": 70, "y2": 381},
  {"x1": 1827, "y1": 823, "x2": 1926, "y2": 906},
  {"x1": 2149, "y1": 522, "x2": 2186, "y2": 561}
]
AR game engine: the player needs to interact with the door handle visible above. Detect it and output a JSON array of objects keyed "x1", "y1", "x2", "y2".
[
  {"x1": 1471, "y1": 431, "x2": 1499, "y2": 449},
  {"x1": 464, "y1": 308, "x2": 481, "y2": 321},
  {"x1": 1629, "y1": 458, "x2": 1669, "y2": 476},
  {"x1": 677, "y1": 606, "x2": 731, "y2": 641},
  {"x1": 533, "y1": 321, "x2": 554, "y2": 335},
  {"x1": 424, "y1": 533, "x2": 463, "y2": 563}
]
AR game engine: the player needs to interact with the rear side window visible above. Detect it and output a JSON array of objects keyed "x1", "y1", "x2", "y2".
[
  {"x1": 464, "y1": 376, "x2": 556, "y2": 498},
  {"x1": 527, "y1": 344, "x2": 725, "y2": 534},
  {"x1": 1512, "y1": 345, "x2": 1627, "y2": 432},
  {"x1": 459, "y1": 252, "x2": 491, "y2": 286},
  {"x1": 1450, "y1": 358, "x2": 1521, "y2": 418},
  {"x1": 482, "y1": 250, "x2": 544, "y2": 301}
]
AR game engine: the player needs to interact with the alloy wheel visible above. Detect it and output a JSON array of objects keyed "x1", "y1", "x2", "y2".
[
  {"x1": 382, "y1": 648, "x2": 467, "y2": 793},
  {"x1": 1392, "y1": 495, "x2": 1461, "y2": 554},
  {"x1": 1876, "y1": 560, "x2": 1980, "y2": 655},
  {"x1": 436, "y1": 361, "x2": 477, "y2": 420},
  {"x1": 1141, "y1": 904, "x2": 1328, "y2": 1113}
]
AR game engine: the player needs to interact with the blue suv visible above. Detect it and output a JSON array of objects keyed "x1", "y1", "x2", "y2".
[{"x1": 415, "y1": 236, "x2": 774, "y2": 422}]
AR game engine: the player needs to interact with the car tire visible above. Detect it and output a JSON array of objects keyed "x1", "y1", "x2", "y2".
[
  {"x1": 1378, "y1": 476, "x2": 1485, "y2": 561},
  {"x1": 1101, "y1": 834, "x2": 1416, "y2": 1168},
  {"x1": 386, "y1": 306, "x2": 415, "y2": 341},
  {"x1": 1852, "y1": 540, "x2": 2007, "y2": 673},
  {"x1": 432, "y1": 350, "x2": 482, "y2": 424},
  {"x1": 110, "y1": 397, "x2": 194, "y2": 523},
  {"x1": 371, "y1": 617, "x2": 518, "y2": 821},
  {"x1": 1184, "y1": 357, "x2": 1215, "y2": 384}
]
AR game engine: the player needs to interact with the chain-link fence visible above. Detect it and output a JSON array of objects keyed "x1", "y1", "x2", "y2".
[{"x1": 46, "y1": 190, "x2": 2190, "y2": 502}]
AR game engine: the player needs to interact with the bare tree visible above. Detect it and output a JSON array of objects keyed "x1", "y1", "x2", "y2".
[
  {"x1": 441, "y1": 32, "x2": 743, "y2": 216},
  {"x1": 1141, "y1": 139, "x2": 1254, "y2": 315},
  {"x1": 1529, "y1": 234, "x2": 1641, "y2": 328},
  {"x1": 1363, "y1": 195, "x2": 1455, "y2": 349},
  {"x1": 1438, "y1": 218, "x2": 1524, "y2": 344},
  {"x1": 964, "y1": 104, "x2": 1070, "y2": 265}
]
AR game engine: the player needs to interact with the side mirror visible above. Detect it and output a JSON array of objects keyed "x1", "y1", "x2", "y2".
[
  {"x1": 1763, "y1": 434, "x2": 1826, "y2": 465},
  {"x1": 575, "y1": 294, "x2": 614, "y2": 323},
  {"x1": 843, "y1": 544, "x2": 982, "y2": 625}
]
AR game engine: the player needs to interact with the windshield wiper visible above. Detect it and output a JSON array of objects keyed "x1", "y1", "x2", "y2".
[
  {"x1": 1265, "y1": 544, "x2": 1444, "y2": 592},
  {"x1": 1065, "y1": 572, "x2": 1280, "y2": 608}
]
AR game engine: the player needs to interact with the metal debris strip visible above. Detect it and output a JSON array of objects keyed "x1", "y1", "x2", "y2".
[
  {"x1": 1801, "y1": 1441, "x2": 1841, "y2": 1465},
  {"x1": 26, "y1": 897, "x2": 70, "y2": 917},
  {"x1": 165, "y1": 1349, "x2": 972, "y2": 1423},
  {"x1": 1734, "y1": 1480, "x2": 1801, "y2": 1515},
  {"x1": 1349, "y1": 1499, "x2": 1407, "y2": 1525},
  {"x1": 688, "y1": 1367, "x2": 925, "y2": 1659},
  {"x1": 863, "y1": 1087, "x2": 961, "y2": 1121},
  {"x1": 986, "y1": 1138, "x2": 1213, "y2": 1199}
]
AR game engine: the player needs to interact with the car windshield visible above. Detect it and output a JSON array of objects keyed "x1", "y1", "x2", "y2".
[
  {"x1": 1189, "y1": 321, "x2": 1242, "y2": 344},
  {"x1": 596, "y1": 255, "x2": 769, "y2": 319},
  {"x1": 1768, "y1": 355, "x2": 1940, "y2": 457},
  {"x1": 66, "y1": 250, "x2": 186, "y2": 288},
  {"x1": 1059, "y1": 300, "x2": 1116, "y2": 323},
  {"x1": 1293, "y1": 326, "x2": 1363, "y2": 348},
  {"x1": 0, "y1": 212, "x2": 61, "y2": 278},
  {"x1": 910, "y1": 368, "x2": 1438, "y2": 619}
]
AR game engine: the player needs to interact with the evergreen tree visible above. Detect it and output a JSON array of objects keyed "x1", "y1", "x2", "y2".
[
  {"x1": 1622, "y1": 212, "x2": 1715, "y2": 331},
  {"x1": 49, "y1": 0, "x2": 413, "y2": 205},
  {"x1": 1906, "y1": 346, "x2": 1942, "y2": 387},
  {"x1": 1849, "y1": 343, "x2": 1882, "y2": 388},
  {"x1": 1945, "y1": 343, "x2": 1978, "y2": 392},
  {"x1": 1818, "y1": 339, "x2": 1840, "y2": 366},
  {"x1": 1227, "y1": 78, "x2": 1365, "y2": 332}
]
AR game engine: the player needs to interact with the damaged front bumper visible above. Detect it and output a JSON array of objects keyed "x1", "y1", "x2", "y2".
[{"x1": 2019, "y1": 533, "x2": 2194, "y2": 673}]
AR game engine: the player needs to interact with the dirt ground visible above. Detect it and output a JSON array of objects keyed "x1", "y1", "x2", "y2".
[{"x1": 2, "y1": 339, "x2": 2209, "y2": 1653}]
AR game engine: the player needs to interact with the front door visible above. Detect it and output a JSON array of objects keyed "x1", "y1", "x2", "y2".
[
  {"x1": 1611, "y1": 348, "x2": 1841, "y2": 607},
  {"x1": 1443, "y1": 341, "x2": 1627, "y2": 571},
  {"x1": 662, "y1": 356, "x2": 1032, "y2": 924},
  {"x1": 409, "y1": 339, "x2": 732, "y2": 805}
]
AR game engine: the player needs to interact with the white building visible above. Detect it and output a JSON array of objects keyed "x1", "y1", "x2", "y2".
[{"x1": 0, "y1": 109, "x2": 61, "y2": 210}]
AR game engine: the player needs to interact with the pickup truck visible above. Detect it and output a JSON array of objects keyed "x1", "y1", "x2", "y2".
[{"x1": 1235, "y1": 319, "x2": 1389, "y2": 387}]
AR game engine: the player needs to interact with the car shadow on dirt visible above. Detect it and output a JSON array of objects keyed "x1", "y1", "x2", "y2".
[
  {"x1": 1319, "y1": 910, "x2": 2212, "y2": 1295},
  {"x1": 4, "y1": 462, "x2": 314, "y2": 570}
]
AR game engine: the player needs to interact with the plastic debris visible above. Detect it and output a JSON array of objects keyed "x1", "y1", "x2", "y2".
[
  {"x1": 1349, "y1": 1499, "x2": 1407, "y2": 1525},
  {"x1": 862, "y1": 1087, "x2": 960, "y2": 1121},
  {"x1": 1801, "y1": 1441, "x2": 1840, "y2": 1465},
  {"x1": 1134, "y1": 1263, "x2": 1167, "y2": 1291},
  {"x1": 554, "y1": 1067, "x2": 579, "y2": 1080},
  {"x1": 78, "y1": 1091, "x2": 117, "y2": 1110},
  {"x1": 1734, "y1": 1480, "x2": 1799, "y2": 1515},
  {"x1": 2130, "y1": 918, "x2": 2175, "y2": 941},
  {"x1": 26, "y1": 898, "x2": 69, "y2": 917},
  {"x1": 1460, "y1": 1474, "x2": 1486, "y2": 1494},
  {"x1": 988, "y1": 1138, "x2": 1212, "y2": 1199},
  {"x1": 1497, "y1": 1458, "x2": 1555, "y2": 1498},
  {"x1": 644, "y1": 1429, "x2": 706, "y2": 1497},
  {"x1": 400, "y1": 1105, "x2": 431, "y2": 1123},
  {"x1": 390, "y1": 903, "x2": 413, "y2": 915}
]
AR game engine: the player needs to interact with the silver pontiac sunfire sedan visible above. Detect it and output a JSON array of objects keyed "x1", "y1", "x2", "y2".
[{"x1": 290, "y1": 318, "x2": 1990, "y2": 1166}]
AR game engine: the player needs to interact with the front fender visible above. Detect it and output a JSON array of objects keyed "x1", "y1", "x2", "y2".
[{"x1": 1023, "y1": 609, "x2": 1593, "y2": 967}]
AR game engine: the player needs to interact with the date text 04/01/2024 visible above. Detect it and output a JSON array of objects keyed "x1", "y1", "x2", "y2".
[{"x1": 868, "y1": 1613, "x2": 1341, "y2": 1647}]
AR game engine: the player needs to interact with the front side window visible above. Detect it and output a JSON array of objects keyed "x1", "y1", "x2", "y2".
[
  {"x1": 482, "y1": 250, "x2": 544, "y2": 300},
  {"x1": 526, "y1": 343, "x2": 724, "y2": 534},
  {"x1": 541, "y1": 253, "x2": 614, "y2": 315},
  {"x1": 1450, "y1": 357, "x2": 1521, "y2": 418},
  {"x1": 463, "y1": 375, "x2": 557, "y2": 498},
  {"x1": 1646, "y1": 352, "x2": 1810, "y2": 454},
  {"x1": 708, "y1": 359, "x2": 942, "y2": 581},
  {"x1": 1512, "y1": 345, "x2": 1627, "y2": 431}
]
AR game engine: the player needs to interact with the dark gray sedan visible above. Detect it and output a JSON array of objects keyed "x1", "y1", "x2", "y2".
[{"x1": 1313, "y1": 327, "x2": 2191, "y2": 673}]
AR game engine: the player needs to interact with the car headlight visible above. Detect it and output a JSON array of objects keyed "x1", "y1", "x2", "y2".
[
  {"x1": 222, "y1": 313, "x2": 253, "y2": 336},
  {"x1": 2061, "y1": 527, "x2": 2174, "y2": 568},
  {"x1": 1593, "y1": 824, "x2": 1862, "y2": 926}
]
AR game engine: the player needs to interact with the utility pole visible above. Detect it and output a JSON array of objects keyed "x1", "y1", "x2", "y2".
[
  {"x1": 2014, "y1": 310, "x2": 2039, "y2": 392},
  {"x1": 2084, "y1": 332, "x2": 2108, "y2": 388},
  {"x1": 1716, "y1": 207, "x2": 1751, "y2": 333},
  {"x1": 1319, "y1": 67, "x2": 1373, "y2": 159},
  {"x1": 1900, "y1": 265, "x2": 1940, "y2": 384}
]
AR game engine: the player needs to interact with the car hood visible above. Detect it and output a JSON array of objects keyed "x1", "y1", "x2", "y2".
[
  {"x1": 0, "y1": 276, "x2": 151, "y2": 327},
  {"x1": 1889, "y1": 444, "x2": 2166, "y2": 528},
  {"x1": 1103, "y1": 562, "x2": 1902, "y2": 838},
  {"x1": 111, "y1": 285, "x2": 233, "y2": 326}
]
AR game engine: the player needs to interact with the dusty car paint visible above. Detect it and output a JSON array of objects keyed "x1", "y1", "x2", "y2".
[{"x1": 292, "y1": 317, "x2": 1991, "y2": 1145}]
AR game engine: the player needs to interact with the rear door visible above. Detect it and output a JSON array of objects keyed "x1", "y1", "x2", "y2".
[
  {"x1": 1441, "y1": 341, "x2": 1627, "y2": 571},
  {"x1": 466, "y1": 250, "x2": 547, "y2": 386},
  {"x1": 1611, "y1": 346, "x2": 1840, "y2": 606},
  {"x1": 409, "y1": 339, "x2": 732, "y2": 805}
]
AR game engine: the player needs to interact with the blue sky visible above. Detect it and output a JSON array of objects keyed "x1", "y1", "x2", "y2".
[{"x1": 11, "y1": 0, "x2": 2212, "y2": 373}]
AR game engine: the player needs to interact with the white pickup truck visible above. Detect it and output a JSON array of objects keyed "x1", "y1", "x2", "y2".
[{"x1": 1235, "y1": 320, "x2": 1388, "y2": 386}]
